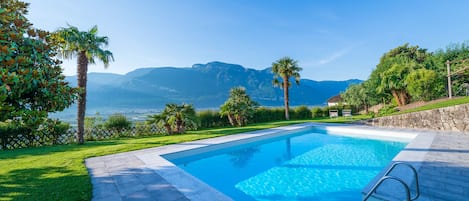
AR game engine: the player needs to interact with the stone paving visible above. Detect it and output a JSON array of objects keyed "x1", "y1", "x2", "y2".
[
  {"x1": 85, "y1": 123, "x2": 469, "y2": 201},
  {"x1": 415, "y1": 134, "x2": 469, "y2": 201},
  {"x1": 86, "y1": 153, "x2": 190, "y2": 201}
]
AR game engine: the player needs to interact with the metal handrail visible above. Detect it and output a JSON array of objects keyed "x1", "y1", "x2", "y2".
[
  {"x1": 362, "y1": 162, "x2": 420, "y2": 201},
  {"x1": 383, "y1": 162, "x2": 420, "y2": 200},
  {"x1": 363, "y1": 176, "x2": 411, "y2": 201}
]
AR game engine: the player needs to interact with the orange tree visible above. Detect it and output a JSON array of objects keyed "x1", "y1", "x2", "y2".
[{"x1": 0, "y1": 0, "x2": 77, "y2": 131}]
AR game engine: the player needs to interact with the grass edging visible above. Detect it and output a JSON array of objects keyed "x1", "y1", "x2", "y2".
[{"x1": 393, "y1": 96, "x2": 469, "y2": 116}]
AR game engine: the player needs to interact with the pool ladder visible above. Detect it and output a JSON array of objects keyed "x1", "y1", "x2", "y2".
[{"x1": 363, "y1": 162, "x2": 420, "y2": 201}]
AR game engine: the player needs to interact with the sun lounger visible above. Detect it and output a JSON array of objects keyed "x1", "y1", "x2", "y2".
[
  {"x1": 329, "y1": 110, "x2": 339, "y2": 118},
  {"x1": 342, "y1": 109, "x2": 352, "y2": 119}
]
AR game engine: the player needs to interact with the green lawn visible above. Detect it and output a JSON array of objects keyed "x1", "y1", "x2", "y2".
[
  {"x1": 394, "y1": 96, "x2": 469, "y2": 115},
  {"x1": 0, "y1": 119, "x2": 334, "y2": 201}
]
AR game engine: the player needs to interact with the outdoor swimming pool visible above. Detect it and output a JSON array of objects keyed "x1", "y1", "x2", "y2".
[{"x1": 166, "y1": 128, "x2": 407, "y2": 201}]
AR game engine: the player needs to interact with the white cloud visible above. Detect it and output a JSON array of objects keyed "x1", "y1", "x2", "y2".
[{"x1": 317, "y1": 46, "x2": 352, "y2": 65}]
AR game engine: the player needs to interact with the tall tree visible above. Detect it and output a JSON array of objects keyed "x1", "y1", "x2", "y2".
[
  {"x1": 220, "y1": 87, "x2": 258, "y2": 127},
  {"x1": 378, "y1": 58, "x2": 416, "y2": 106},
  {"x1": 369, "y1": 44, "x2": 429, "y2": 106},
  {"x1": 0, "y1": 0, "x2": 76, "y2": 129},
  {"x1": 271, "y1": 57, "x2": 302, "y2": 120},
  {"x1": 55, "y1": 25, "x2": 114, "y2": 144},
  {"x1": 342, "y1": 82, "x2": 373, "y2": 114}
]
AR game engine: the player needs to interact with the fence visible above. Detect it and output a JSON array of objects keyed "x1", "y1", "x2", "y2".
[{"x1": 0, "y1": 124, "x2": 167, "y2": 150}]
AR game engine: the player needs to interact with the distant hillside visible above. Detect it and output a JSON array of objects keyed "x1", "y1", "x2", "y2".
[{"x1": 65, "y1": 61, "x2": 362, "y2": 110}]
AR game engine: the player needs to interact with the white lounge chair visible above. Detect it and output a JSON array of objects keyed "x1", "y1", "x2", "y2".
[
  {"x1": 329, "y1": 110, "x2": 339, "y2": 118},
  {"x1": 342, "y1": 109, "x2": 352, "y2": 119}
]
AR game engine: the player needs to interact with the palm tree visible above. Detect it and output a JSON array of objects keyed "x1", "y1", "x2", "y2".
[
  {"x1": 147, "y1": 113, "x2": 172, "y2": 135},
  {"x1": 55, "y1": 25, "x2": 114, "y2": 144},
  {"x1": 220, "y1": 87, "x2": 258, "y2": 127},
  {"x1": 163, "y1": 103, "x2": 198, "y2": 134},
  {"x1": 272, "y1": 57, "x2": 302, "y2": 120}
]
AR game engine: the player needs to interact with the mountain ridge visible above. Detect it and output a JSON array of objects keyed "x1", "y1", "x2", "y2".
[{"x1": 65, "y1": 61, "x2": 362, "y2": 110}]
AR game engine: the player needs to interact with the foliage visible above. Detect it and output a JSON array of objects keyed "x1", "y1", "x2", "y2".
[
  {"x1": 432, "y1": 42, "x2": 469, "y2": 96},
  {"x1": 405, "y1": 68, "x2": 444, "y2": 101},
  {"x1": 271, "y1": 56, "x2": 302, "y2": 120},
  {"x1": 0, "y1": 120, "x2": 30, "y2": 149},
  {"x1": 54, "y1": 25, "x2": 114, "y2": 144},
  {"x1": 37, "y1": 119, "x2": 70, "y2": 144},
  {"x1": 341, "y1": 81, "x2": 375, "y2": 114},
  {"x1": 104, "y1": 113, "x2": 132, "y2": 131},
  {"x1": 291, "y1": 105, "x2": 311, "y2": 120},
  {"x1": 0, "y1": 0, "x2": 77, "y2": 132},
  {"x1": 311, "y1": 107, "x2": 325, "y2": 118},
  {"x1": 84, "y1": 113, "x2": 104, "y2": 129},
  {"x1": 252, "y1": 107, "x2": 285, "y2": 123},
  {"x1": 347, "y1": 42, "x2": 468, "y2": 109},
  {"x1": 378, "y1": 104, "x2": 398, "y2": 116},
  {"x1": 0, "y1": 118, "x2": 71, "y2": 149},
  {"x1": 379, "y1": 58, "x2": 416, "y2": 105},
  {"x1": 148, "y1": 103, "x2": 199, "y2": 134},
  {"x1": 147, "y1": 113, "x2": 172, "y2": 134},
  {"x1": 252, "y1": 106, "x2": 314, "y2": 123},
  {"x1": 197, "y1": 110, "x2": 230, "y2": 129},
  {"x1": 368, "y1": 43, "x2": 431, "y2": 106},
  {"x1": 220, "y1": 87, "x2": 259, "y2": 126}
]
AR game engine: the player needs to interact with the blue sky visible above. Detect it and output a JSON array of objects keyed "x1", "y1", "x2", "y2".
[{"x1": 25, "y1": 0, "x2": 469, "y2": 80}]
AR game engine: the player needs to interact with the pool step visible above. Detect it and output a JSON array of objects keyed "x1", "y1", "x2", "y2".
[
  {"x1": 364, "y1": 192, "x2": 432, "y2": 201},
  {"x1": 364, "y1": 193, "x2": 393, "y2": 201}
]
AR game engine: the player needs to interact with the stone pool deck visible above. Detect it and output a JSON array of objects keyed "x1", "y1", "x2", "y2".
[{"x1": 85, "y1": 123, "x2": 469, "y2": 201}]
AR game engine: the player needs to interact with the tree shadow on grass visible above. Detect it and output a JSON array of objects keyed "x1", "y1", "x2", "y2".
[
  {"x1": 0, "y1": 166, "x2": 91, "y2": 201},
  {"x1": 0, "y1": 140, "x2": 122, "y2": 160}
]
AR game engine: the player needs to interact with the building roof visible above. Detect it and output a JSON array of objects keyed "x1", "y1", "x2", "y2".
[{"x1": 327, "y1": 94, "x2": 343, "y2": 103}]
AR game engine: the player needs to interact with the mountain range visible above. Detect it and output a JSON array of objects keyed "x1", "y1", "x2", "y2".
[{"x1": 65, "y1": 61, "x2": 362, "y2": 110}]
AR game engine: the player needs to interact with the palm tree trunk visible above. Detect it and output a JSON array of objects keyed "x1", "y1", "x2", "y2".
[
  {"x1": 164, "y1": 123, "x2": 172, "y2": 135},
  {"x1": 76, "y1": 52, "x2": 88, "y2": 144},
  {"x1": 176, "y1": 120, "x2": 183, "y2": 133},
  {"x1": 391, "y1": 90, "x2": 402, "y2": 106},
  {"x1": 283, "y1": 76, "x2": 290, "y2": 120},
  {"x1": 227, "y1": 114, "x2": 237, "y2": 126},
  {"x1": 398, "y1": 90, "x2": 409, "y2": 106}
]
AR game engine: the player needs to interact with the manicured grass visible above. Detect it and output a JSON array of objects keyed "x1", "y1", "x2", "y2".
[
  {"x1": 394, "y1": 96, "x2": 469, "y2": 115},
  {"x1": 1, "y1": 119, "x2": 330, "y2": 201}
]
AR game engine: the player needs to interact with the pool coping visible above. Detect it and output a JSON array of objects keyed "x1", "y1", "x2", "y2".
[{"x1": 86, "y1": 123, "x2": 437, "y2": 201}]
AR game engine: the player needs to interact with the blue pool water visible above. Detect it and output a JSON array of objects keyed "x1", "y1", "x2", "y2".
[{"x1": 167, "y1": 128, "x2": 407, "y2": 201}]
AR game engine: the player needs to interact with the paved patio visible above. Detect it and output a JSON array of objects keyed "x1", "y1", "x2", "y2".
[{"x1": 85, "y1": 123, "x2": 469, "y2": 201}]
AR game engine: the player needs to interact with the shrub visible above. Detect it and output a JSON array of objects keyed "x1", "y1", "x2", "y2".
[
  {"x1": 104, "y1": 114, "x2": 132, "y2": 131},
  {"x1": 0, "y1": 120, "x2": 31, "y2": 149},
  {"x1": 378, "y1": 104, "x2": 398, "y2": 116},
  {"x1": 85, "y1": 113, "x2": 104, "y2": 129},
  {"x1": 198, "y1": 110, "x2": 229, "y2": 129},
  {"x1": 291, "y1": 105, "x2": 311, "y2": 120},
  {"x1": 252, "y1": 107, "x2": 285, "y2": 123},
  {"x1": 311, "y1": 107, "x2": 324, "y2": 118},
  {"x1": 36, "y1": 119, "x2": 70, "y2": 145}
]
